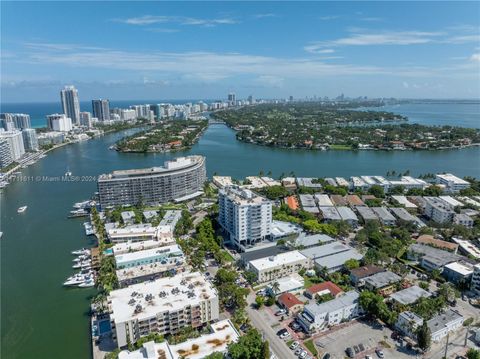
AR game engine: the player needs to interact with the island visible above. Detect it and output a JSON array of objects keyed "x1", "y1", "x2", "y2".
[
  {"x1": 114, "y1": 120, "x2": 208, "y2": 153},
  {"x1": 211, "y1": 103, "x2": 480, "y2": 151}
]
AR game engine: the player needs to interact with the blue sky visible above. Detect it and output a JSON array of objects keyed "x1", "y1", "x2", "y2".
[{"x1": 1, "y1": 1, "x2": 479, "y2": 102}]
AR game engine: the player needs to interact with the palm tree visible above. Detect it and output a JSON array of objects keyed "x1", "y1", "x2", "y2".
[{"x1": 271, "y1": 281, "x2": 280, "y2": 295}]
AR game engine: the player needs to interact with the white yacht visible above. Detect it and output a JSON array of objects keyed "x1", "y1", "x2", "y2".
[
  {"x1": 83, "y1": 222, "x2": 95, "y2": 236},
  {"x1": 71, "y1": 248, "x2": 90, "y2": 256},
  {"x1": 72, "y1": 260, "x2": 91, "y2": 269},
  {"x1": 63, "y1": 275, "x2": 86, "y2": 286},
  {"x1": 17, "y1": 206, "x2": 28, "y2": 213},
  {"x1": 78, "y1": 279, "x2": 95, "y2": 288}
]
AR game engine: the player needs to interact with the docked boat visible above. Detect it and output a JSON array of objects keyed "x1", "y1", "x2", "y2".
[
  {"x1": 17, "y1": 206, "x2": 28, "y2": 213},
  {"x1": 63, "y1": 275, "x2": 87, "y2": 286},
  {"x1": 72, "y1": 255, "x2": 89, "y2": 263},
  {"x1": 72, "y1": 260, "x2": 91, "y2": 269},
  {"x1": 83, "y1": 222, "x2": 95, "y2": 236},
  {"x1": 71, "y1": 248, "x2": 90, "y2": 256},
  {"x1": 78, "y1": 279, "x2": 95, "y2": 288}
]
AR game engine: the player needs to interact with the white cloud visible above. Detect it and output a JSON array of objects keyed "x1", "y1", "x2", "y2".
[
  {"x1": 253, "y1": 13, "x2": 278, "y2": 19},
  {"x1": 15, "y1": 41, "x2": 477, "y2": 83},
  {"x1": 304, "y1": 47, "x2": 335, "y2": 54},
  {"x1": 471, "y1": 53, "x2": 480, "y2": 62},
  {"x1": 113, "y1": 15, "x2": 239, "y2": 27},
  {"x1": 319, "y1": 15, "x2": 339, "y2": 21}
]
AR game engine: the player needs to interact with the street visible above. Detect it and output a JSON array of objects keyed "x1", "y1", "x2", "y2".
[{"x1": 246, "y1": 292, "x2": 297, "y2": 359}]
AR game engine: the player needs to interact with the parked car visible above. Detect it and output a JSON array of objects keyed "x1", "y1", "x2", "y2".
[
  {"x1": 365, "y1": 356, "x2": 373, "y2": 359},
  {"x1": 299, "y1": 350, "x2": 307, "y2": 359},
  {"x1": 321, "y1": 354, "x2": 330, "y2": 359},
  {"x1": 295, "y1": 348, "x2": 303, "y2": 355},
  {"x1": 275, "y1": 309, "x2": 287, "y2": 316},
  {"x1": 353, "y1": 345, "x2": 360, "y2": 354},
  {"x1": 358, "y1": 343, "x2": 365, "y2": 352},
  {"x1": 290, "y1": 321, "x2": 300, "y2": 330},
  {"x1": 277, "y1": 328, "x2": 288, "y2": 337},
  {"x1": 280, "y1": 331, "x2": 290, "y2": 339},
  {"x1": 375, "y1": 349, "x2": 384, "y2": 358},
  {"x1": 290, "y1": 341, "x2": 299, "y2": 350},
  {"x1": 346, "y1": 347, "x2": 354, "y2": 358}
]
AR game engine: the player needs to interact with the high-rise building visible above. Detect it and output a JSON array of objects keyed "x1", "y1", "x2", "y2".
[
  {"x1": 97, "y1": 156, "x2": 206, "y2": 208},
  {"x1": 60, "y1": 85, "x2": 80, "y2": 125},
  {"x1": 0, "y1": 130, "x2": 25, "y2": 160},
  {"x1": 218, "y1": 186, "x2": 272, "y2": 250},
  {"x1": 0, "y1": 113, "x2": 31, "y2": 130},
  {"x1": 79, "y1": 112, "x2": 93, "y2": 128},
  {"x1": 0, "y1": 139, "x2": 13, "y2": 168},
  {"x1": 22, "y1": 129, "x2": 39, "y2": 151},
  {"x1": 92, "y1": 99, "x2": 110, "y2": 121},
  {"x1": 228, "y1": 93, "x2": 236, "y2": 106},
  {"x1": 46, "y1": 114, "x2": 73, "y2": 132}
]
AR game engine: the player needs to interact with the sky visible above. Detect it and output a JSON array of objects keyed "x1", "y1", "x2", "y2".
[{"x1": 1, "y1": 1, "x2": 480, "y2": 102}]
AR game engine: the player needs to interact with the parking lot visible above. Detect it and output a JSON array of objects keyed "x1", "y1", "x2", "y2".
[{"x1": 312, "y1": 320, "x2": 417, "y2": 359}]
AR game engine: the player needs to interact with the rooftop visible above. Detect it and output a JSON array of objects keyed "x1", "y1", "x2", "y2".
[
  {"x1": 278, "y1": 292, "x2": 303, "y2": 309},
  {"x1": 444, "y1": 261, "x2": 474, "y2": 276},
  {"x1": 346, "y1": 195, "x2": 364, "y2": 206},
  {"x1": 363, "y1": 271, "x2": 402, "y2": 289},
  {"x1": 295, "y1": 234, "x2": 336, "y2": 248},
  {"x1": 427, "y1": 309, "x2": 464, "y2": 335},
  {"x1": 336, "y1": 206, "x2": 358, "y2": 221},
  {"x1": 112, "y1": 240, "x2": 167, "y2": 256},
  {"x1": 389, "y1": 285, "x2": 432, "y2": 305},
  {"x1": 315, "y1": 194, "x2": 334, "y2": 207},
  {"x1": 452, "y1": 238, "x2": 480, "y2": 259},
  {"x1": 372, "y1": 207, "x2": 397, "y2": 222},
  {"x1": 416, "y1": 235, "x2": 458, "y2": 252},
  {"x1": 99, "y1": 156, "x2": 204, "y2": 180},
  {"x1": 115, "y1": 244, "x2": 183, "y2": 267},
  {"x1": 296, "y1": 177, "x2": 323, "y2": 188},
  {"x1": 330, "y1": 195, "x2": 348, "y2": 206},
  {"x1": 220, "y1": 185, "x2": 270, "y2": 206},
  {"x1": 356, "y1": 206, "x2": 378, "y2": 221},
  {"x1": 439, "y1": 196, "x2": 464, "y2": 208},
  {"x1": 271, "y1": 220, "x2": 302, "y2": 239},
  {"x1": 118, "y1": 319, "x2": 239, "y2": 359},
  {"x1": 249, "y1": 250, "x2": 308, "y2": 271},
  {"x1": 436, "y1": 173, "x2": 469, "y2": 185},
  {"x1": 305, "y1": 290, "x2": 359, "y2": 316},
  {"x1": 391, "y1": 196, "x2": 418, "y2": 208},
  {"x1": 389, "y1": 207, "x2": 418, "y2": 222},
  {"x1": 350, "y1": 265, "x2": 385, "y2": 279},
  {"x1": 319, "y1": 206, "x2": 341, "y2": 220},
  {"x1": 109, "y1": 272, "x2": 216, "y2": 323},
  {"x1": 306, "y1": 281, "x2": 343, "y2": 297}
]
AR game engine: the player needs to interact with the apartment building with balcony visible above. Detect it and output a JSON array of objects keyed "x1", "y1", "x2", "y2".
[{"x1": 108, "y1": 272, "x2": 219, "y2": 348}]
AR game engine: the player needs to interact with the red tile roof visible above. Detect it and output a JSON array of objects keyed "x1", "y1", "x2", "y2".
[
  {"x1": 278, "y1": 293, "x2": 303, "y2": 309},
  {"x1": 285, "y1": 196, "x2": 300, "y2": 210},
  {"x1": 306, "y1": 281, "x2": 343, "y2": 297},
  {"x1": 350, "y1": 265, "x2": 384, "y2": 279}
]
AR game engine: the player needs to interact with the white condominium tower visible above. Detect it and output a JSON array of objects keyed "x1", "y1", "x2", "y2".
[
  {"x1": 218, "y1": 185, "x2": 272, "y2": 250},
  {"x1": 0, "y1": 130, "x2": 25, "y2": 160},
  {"x1": 60, "y1": 85, "x2": 80, "y2": 125}
]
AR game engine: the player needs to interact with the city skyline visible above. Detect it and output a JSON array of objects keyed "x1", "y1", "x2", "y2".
[{"x1": 2, "y1": 1, "x2": 480, "y2": 102}]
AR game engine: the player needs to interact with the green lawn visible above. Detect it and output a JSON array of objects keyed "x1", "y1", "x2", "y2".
[
  {"x1": 329, "y1": 144, "x2": 352, "y2": 150},
  {"x1": 304, "y1": 339, "x2": 318, "y2": 357}
]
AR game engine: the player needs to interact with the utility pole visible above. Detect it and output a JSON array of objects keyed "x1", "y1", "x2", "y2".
[
  {"x1": 464, "y1": 325, "x2": 470, "y2": 347},
  {"x1": 443, "y1": 332, "x2": 449, "y2": 359}
]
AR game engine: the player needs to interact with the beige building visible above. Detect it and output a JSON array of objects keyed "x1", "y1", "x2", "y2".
[{"x1": 248, "y1": 250, "x2": 311, "y2": 283}]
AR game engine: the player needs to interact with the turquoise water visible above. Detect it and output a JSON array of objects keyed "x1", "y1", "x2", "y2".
[{"x1": 1, "y1": 102, "x2": 479, "y2": 359}]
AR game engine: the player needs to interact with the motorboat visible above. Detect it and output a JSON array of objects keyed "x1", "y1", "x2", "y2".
[
  {"x1": 72, "y1": 255, "x2": 89, "y2": 263},
  {"x1": 72, "y1": 260, "x2": 91, "y2": 269},
  {"x1": 83, "y1": 222, "x2": 95, "y2": 236},
  {"x1": 17, "y1": 206, "x2": 28, "y2": 213},
  {"x1": 78, "y1": 280, "x2": 95, "y2": 288},
  {"x1": 63, "y1": 275, "x2": 86, "y2": 286},
  {"x1": 71, "y1": 248, "x2": 90, "y2": 256}
]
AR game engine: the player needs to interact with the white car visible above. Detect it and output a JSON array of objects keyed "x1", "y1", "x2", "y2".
[
  {"x1": 290, "y1": 341, "x2": 299, "y2": 350},
  {"x1": 279, "y1": 331, "x2": 290, "y2": 339},
  {"x1": 299, "y1": 350, "x2": 307, "y2": 359},
  {"x1": 275, "y1": 309, "x2": 287, "y2": 316}
]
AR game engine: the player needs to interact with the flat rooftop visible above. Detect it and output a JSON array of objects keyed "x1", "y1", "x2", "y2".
[
  {"x1": 389, "y1": 285, "x2": 431, "y2": 305},
  {"x1": 363, "y1": 271, "x2": 401, "y2": 289},
  {"x1": 391, "y1": 195, "x2": 417, "y2": 208},
  {"x1": 99, "y1": 156, "x2": 204, "y2": 180},
  {"x1": 249, "y1": 250, "x2": 308, "y2": 271},
  {"x1": 295, "y1": 234, "x2": 336, "y2": 247},
  {"x1": 115, "y1": 244, "x2": 183, "y2": 267},
  {"x1": 319, "y1": 206, "x2": 341, "y2": 220},
  {"x1": 444, "y1": 261, "x2": 474, "y2": 276},
  {"x1": 305, "y1": 290, "x2": 359, "y2": 316},
  {"x1": 356, "y1": 206, "x2": 378, "y2": 221},
  {"x1": 336, "y1": 206, "x2": 358, "y2": 221},
  {"x1": 427, "y1": 309, "x2": 463, "y2": 334},
  {"x1": 315, "y1": 194, "x2": 334, "y2": 207},
  {"x1": 220, "y1": 185, "x2": 270, "y2": 205},
  {"x1": 112, "y1": 240, "x2": 166, "y2": 255},
  {"x1": 436, "y1": 173, "x2": 469, "y2": 185},
  {"x1": 109, "y1": 272, "x2": 216, "y2": 323}
]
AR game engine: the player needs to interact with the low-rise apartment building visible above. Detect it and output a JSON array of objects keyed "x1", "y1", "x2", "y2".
[
  {"x1": 248, "y1": 251, "x2": 311, "y2": 283},
  {"x1": 297, "y1": 291, "x2": 361, "y2": 333},
  {"x1": 427, "y1": 309, "x2": 464, "y2": 342},
  {"x1": 108, "y1": 272, "x2": 219, "y2": 348}
]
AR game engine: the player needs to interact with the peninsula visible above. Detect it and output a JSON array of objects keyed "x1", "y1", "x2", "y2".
[
  {"x1": 212, "y1": 103, "x2": 480, "y2": 151},
  {"x1": 114, "y1": 120, "x2": 208, "y2": 153}
]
